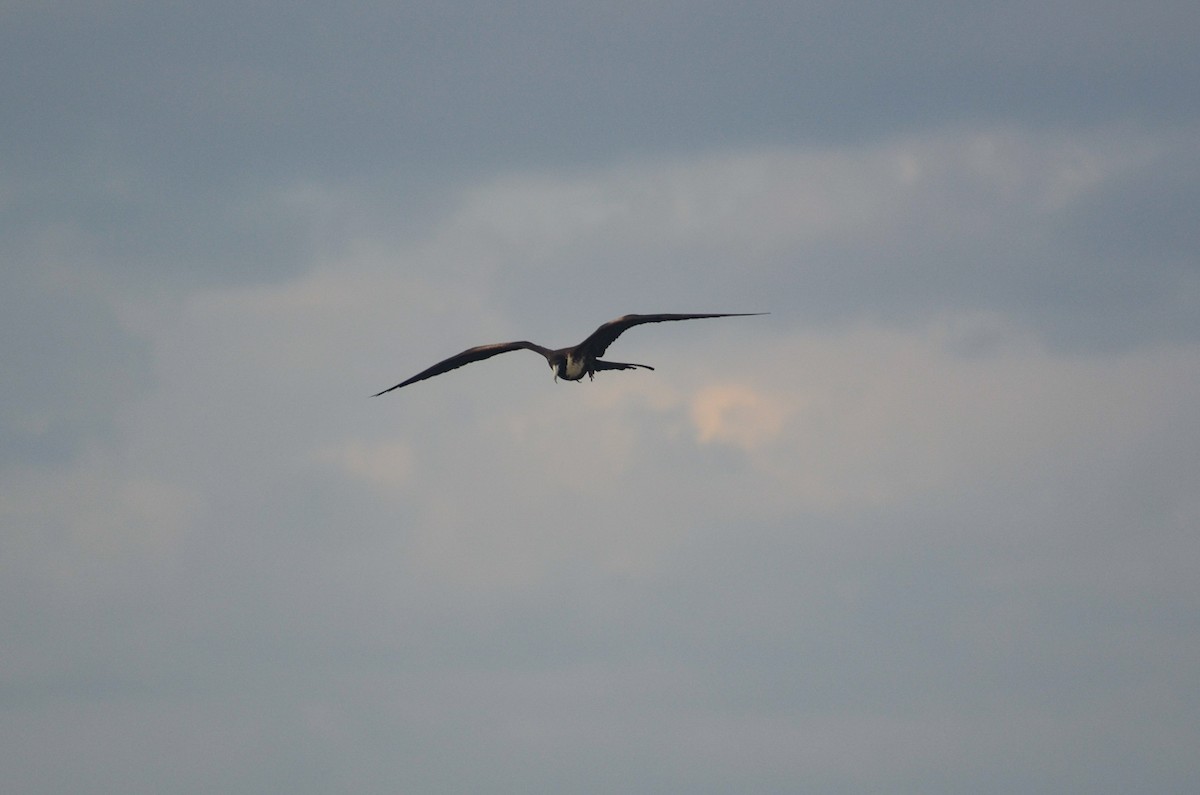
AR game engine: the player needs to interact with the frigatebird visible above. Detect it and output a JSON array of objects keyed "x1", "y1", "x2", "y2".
[{"x1": 373, "y1": 312, "x2": 765, "y2": 396}]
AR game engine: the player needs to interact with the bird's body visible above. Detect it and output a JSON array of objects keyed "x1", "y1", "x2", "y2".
[
  {"x1": 560, "y1": 350, "x2": 589, "y2": 381},
  {"x1": 373, "y1": 312, "x2": 764, "y2": 396}
]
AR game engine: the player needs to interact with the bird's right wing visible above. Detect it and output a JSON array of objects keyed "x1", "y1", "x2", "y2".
[{"x1": 373, "y1": 341, "x2": 553, "y2": 396}]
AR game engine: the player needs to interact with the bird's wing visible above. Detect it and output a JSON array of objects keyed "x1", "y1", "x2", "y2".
[
  {"x1": 373, "y1": 341, "x2": 553, "y2": 396},
  {"x1": 577, "y1": 313, "x2": 767, "y2": 358}
]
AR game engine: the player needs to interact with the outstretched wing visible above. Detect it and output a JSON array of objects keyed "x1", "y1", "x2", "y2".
[
  {"x1": 373, "y1": 341, "x2": 554, "y2": 396},
  {"x1": 576, "y1": 313, "x2": 767, "y2": 359}
]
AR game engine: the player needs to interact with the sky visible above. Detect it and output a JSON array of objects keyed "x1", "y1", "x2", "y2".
[{"x1": 2, "y1": 2, "x2": 1199, "y2": 793}]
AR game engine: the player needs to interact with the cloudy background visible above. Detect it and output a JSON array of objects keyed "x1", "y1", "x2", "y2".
[{"x1": 3, "y1": 2, "x2": 1199, "y2": 792}]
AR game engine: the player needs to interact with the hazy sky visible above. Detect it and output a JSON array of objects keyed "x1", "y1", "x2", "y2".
[{"x1": 3, "y1": 2, "x2": 1199, "y2": 793}]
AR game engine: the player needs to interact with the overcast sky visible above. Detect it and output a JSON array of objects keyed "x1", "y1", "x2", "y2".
[{"x1": 3, "y1": 2, "x2": 1199, "y2": 793}]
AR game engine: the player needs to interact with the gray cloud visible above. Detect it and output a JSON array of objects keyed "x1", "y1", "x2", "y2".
[
  {"x1": 0, "y1": 265, "x2": 151, "y2": 465},
  {"x1": 3, "y1": 2, "x2": 1199, "y2": 793},
  {"x1": 6, "y1": 2, "x2": 1197, "y2": 183}
]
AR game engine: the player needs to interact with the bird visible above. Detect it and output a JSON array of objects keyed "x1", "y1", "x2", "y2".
[{"x1": 373, "y1": 312, "x2": 766, "y2": 396}]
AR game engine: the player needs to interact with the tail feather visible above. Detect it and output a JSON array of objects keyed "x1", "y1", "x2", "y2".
[{"x1": 593, "y1": 359, "x2": 654, "y2": 372}]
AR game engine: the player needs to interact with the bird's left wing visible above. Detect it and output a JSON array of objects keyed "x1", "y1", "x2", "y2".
[
  {"x1": 373, "y1": 340, "x2": 553, "y2": 396},
  {"x1": 577, "y1": 313, "x2": 766, "y2": 359}
]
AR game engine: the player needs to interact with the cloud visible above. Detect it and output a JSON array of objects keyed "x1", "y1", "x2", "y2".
[
  {"x1": 406, "y1": 124, "x2": 1198, "y2": 349},
  {"x1": 691, "y1": 383, "x2": 790, "y2": 451},
  {"x1": 3, "y1": 116, "x2": 1198, "y2": 792},
  {"x1": 314, "y1": 439, "x2": 415, "y2": 494},
  {"x1": 2, "y1": 0, "x2": 1197, "y2": 787},
  {"x1": 78, "y1": 124, "x2": 1197, "y2": 586},
  {"x1": 0, "y1": 262, "x2": 152, "y2": 466}
]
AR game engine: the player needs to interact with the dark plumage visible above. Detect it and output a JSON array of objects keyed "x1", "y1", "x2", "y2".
[{"x1": 373, "y1": 312, "x2": 765, "y2": 396}]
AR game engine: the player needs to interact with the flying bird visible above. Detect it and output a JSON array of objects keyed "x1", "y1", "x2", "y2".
[{"x1": 373, "y1": 312, "x2": 765, "y2": 396}]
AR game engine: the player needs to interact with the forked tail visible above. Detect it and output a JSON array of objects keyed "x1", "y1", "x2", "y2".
[{"x1": 593, "y1": 359, "x2": 655, "y2": 372}]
